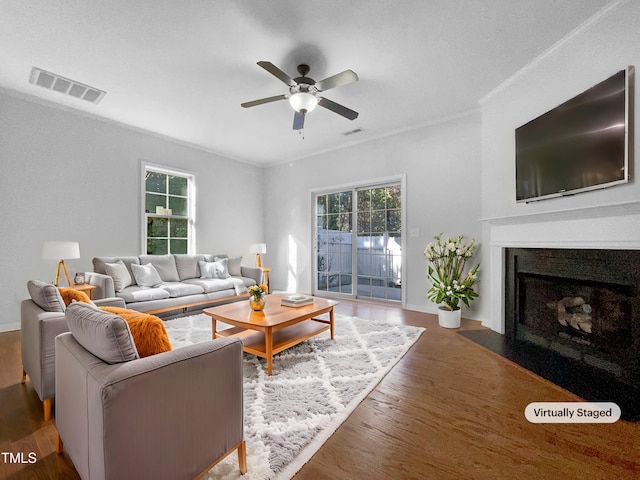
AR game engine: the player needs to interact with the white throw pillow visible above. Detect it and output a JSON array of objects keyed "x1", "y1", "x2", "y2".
[
  {"x1": 199, "y1": 261, "x2": 219, "y2": 279},
  {"x1": 212, "y1": 258, "x2": 231, "y2": 279},
  {"x1": 105, "y1": 260, "x2": 133, "y2": 292},
  {"x1": 130, "y1": 263, "x2": 163, "y2": 287}
]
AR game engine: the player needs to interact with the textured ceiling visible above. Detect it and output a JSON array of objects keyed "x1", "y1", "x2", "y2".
[{"x1": 0, "y1": 0, "x2": 611, "y2": 165}]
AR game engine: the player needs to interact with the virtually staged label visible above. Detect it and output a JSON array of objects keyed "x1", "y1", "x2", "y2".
[{"x1": 524, "y1": 402, "x2": 621, "y2": 423}]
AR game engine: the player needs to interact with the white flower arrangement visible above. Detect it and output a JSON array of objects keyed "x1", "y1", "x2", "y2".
[{"x1": 424, "y1": 233, "x2": 480, "y2": 311}]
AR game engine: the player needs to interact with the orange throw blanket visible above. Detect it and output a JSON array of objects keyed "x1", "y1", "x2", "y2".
[{"x1": 100, "y1": 306, "x2": 172, "y2": 358}]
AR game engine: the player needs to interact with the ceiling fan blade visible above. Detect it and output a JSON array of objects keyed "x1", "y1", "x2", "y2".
[
  {"x1": 315, "y1": 69, "x2": 359, "y2": 91},
  {"x1": 241, "y1": 94, "x2": 287, "y2": 108},
  {"x1": 318, "y1": 97, "x2": 359, "y2": 120},
  {"x1": 257, "y1": 61, "x2": 297, "y2": 87},
  {"x1": 293, "y1": 111, "x2": 305, "y2": 130}
]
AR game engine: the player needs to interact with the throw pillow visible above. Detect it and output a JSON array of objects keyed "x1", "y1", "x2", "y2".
[
  {"x1": 226, "y1": 256, "x2": 243, "y2": 277},
  {"x1": 212, "y1": 258, "x2": 231, "y2": 279},
  {"x1": 100, "y1": 306, "x2": 172, "y2": 358},
  {"x1": 199, "y1": 261, "x2": 219, "y2": 279},
  {"x1": 65, "y1": 302, "x2": 139, "y2": 364},
  {"x1": 105, "y1": 260, "x2": 133, "y2": 292},
  {"x1": 27, "y1": 280, "x2": 65, "y2": 312},
  {"x1": 139, "y1": 255, "x2": 180, "y2": 282},
  {"x1": 130, "y1": 263, "x2": 163, "y2": 287},
  {"x1": 59, "y1": 288, "x2": 92, "y2": 306}
]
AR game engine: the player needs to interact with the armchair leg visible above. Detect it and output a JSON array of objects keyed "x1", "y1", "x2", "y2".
[
  {"x1": 238, "y1": 440, "x2": 247, "y2": 475},
  {"x1": 43, "y1": 398, "x2": 52, "y2": 422},
  {"x1": 21, "y1": 369, "x2": 26, "y2": 383},
  {"x1": 56, "y1": 433, "x2": 63, "y2": 454}
]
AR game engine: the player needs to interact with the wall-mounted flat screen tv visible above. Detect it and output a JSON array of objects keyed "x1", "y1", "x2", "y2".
[{"x1": 515, "y1": 67, "x2": 632, "y2": 203}]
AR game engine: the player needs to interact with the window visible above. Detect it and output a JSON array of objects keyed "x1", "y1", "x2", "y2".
[{"x1": 142, "y1": 165, "x2": 195, "y2": 255}]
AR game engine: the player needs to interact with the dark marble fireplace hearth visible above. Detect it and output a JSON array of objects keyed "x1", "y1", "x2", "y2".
[{"x1": 461, "y1": 248, "x2": 640, "y2": 420}]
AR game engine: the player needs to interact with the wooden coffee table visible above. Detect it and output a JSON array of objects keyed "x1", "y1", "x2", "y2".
[{"x1": 203, "y1": 294, "x2": 338, "y2": 375}]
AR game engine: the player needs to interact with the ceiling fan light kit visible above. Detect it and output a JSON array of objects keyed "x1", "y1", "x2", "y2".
[
  {"x1": 289, "y1": 92, "x2": 318, "y2": 113},
  {"x1": 241, "y1": 61, "x2": 359, "y2": 131}
]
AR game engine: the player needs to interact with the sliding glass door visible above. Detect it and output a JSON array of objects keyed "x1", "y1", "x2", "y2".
[{"x1": 314, "y1": 181, "x2": 402, "y2": 302}]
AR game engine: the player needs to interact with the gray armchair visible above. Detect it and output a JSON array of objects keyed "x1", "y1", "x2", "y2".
[
  {"x1": 20, "y1": 280, "x2": 125, "y2": 421},
  {"x1": 55, "y1": 302, "x2": 246, "y2": 479}
]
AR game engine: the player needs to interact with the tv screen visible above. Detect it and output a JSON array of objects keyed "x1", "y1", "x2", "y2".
[{"x1": 515, "y1": 68, "x2": 631, "y2": 203}]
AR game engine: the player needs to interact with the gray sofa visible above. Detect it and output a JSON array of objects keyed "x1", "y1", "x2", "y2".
[
  {"x1": 56, "y1": 302, "x2": 246, "y2": 479},
  {"x1": 21, "y1": 280, "x2": 126, "y2": 421},
  {"x1": 87, "y1": 254, "x2": 262, "y2": 315}
]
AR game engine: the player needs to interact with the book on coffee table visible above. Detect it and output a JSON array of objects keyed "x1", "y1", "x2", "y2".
[{"x1": 281, "y1": 294, "x2": 314, "y2": 307}]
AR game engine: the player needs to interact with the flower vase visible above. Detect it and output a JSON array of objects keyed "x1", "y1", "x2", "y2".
[
  {"x1": 437, "y1": 306, "x2": 461, "y2": 328},
  {"x1": 249, "y1": 295, "x2": 265, "y2": 311}
]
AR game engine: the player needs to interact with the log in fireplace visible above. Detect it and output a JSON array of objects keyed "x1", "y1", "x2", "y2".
[{"x1": 504, "y1": 248, "x2": 640, "y2": 420}]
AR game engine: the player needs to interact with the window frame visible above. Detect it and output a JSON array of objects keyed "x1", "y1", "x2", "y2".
[{"x1": 141, "y1": 162, "x2": 196, "y2": 255}]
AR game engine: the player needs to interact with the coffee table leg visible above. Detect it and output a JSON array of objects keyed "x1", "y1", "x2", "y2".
[
  {"x1": 266, "y1": 327, "x2": 273, "y2": 375},
  {"x1": 330, "y1": 307, "x2": 335, "y2": 339},
  {"x1": 212, "y1": 318, "x2": 217, "y2": 339}
]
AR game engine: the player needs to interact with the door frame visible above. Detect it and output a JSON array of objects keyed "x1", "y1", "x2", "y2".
[{"x1": 310, "y1": 174, "x2": 407, "y2": 307}]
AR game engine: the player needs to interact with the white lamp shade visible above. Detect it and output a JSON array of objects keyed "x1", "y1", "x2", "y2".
[
  {"x1": 250, "y1": 243, "x2": 267, "y2": 254},
  {"x1": 289, "y1": 92, "x2": 318, "y2": 113},
  {"x1": 42, "y1": 241, "x2": 80, "y2": 260}
]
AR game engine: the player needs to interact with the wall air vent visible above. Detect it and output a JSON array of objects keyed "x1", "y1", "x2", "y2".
[
  {"x1": 29, "y1": 67, "x2": 106, "y2": 104},
  {"x1": 342, "y1": 128, "x2": 364, "y2": 136}
]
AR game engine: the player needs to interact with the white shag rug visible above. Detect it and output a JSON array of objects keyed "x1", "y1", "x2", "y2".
[{"x1": 164, "y1": 313, "x2": 425, "y2": 480}]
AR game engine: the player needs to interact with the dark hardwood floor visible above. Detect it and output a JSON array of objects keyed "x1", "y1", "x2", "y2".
[{"x1": 2, "y1": 300, "x2": 638, "y2": 479}]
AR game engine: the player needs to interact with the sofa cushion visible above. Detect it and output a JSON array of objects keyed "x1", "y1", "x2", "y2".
[
  {"x1": 27, "y1": 280, "x2": 65, "y2": 312},
  {"x1": 116, "y1": 286, "x2": 171, "y2": 303},
  {"x1": 59, "y1": 288, "x2": 92, "y2": 306},
  {"x1": 100, "y1": 306, "x2": 172, "y2": 358},
  {"x1": 183, "y1": 278, "x2": 235, "y2": 294},
  {"x1": 139, "y1": 255, "x2": 180, "y2": 282},
  {"x1": 105, "y1": 260, "x2": 133, "y2": 292},
  {"x1": 131, "y1": 263, "x2": 163, "y2": 287},
  {"x1": 65, "y1": 302, "x2": 139, "y2": 364},
  {"x1": 160, "y1": 282, "x2": 205, "y2": 298},
  {"x1": 174, "y1": 254, "x2": 208, "y2": 281}
]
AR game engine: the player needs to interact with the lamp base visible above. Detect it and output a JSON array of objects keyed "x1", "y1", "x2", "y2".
[
  {"x1": 54, "y1": 260, "x2": 72, "y2": 287},
  {"x1": 255, "y1": 254, "x2": 262, "y2": 268}
]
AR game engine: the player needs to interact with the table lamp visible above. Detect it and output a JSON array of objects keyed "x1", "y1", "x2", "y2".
[
  {"x1": 250, "y1": 243, "x2": 267, "y2": 267},
  {"x1": 42, "y1": 241, "x2": 80, "y2": 286}
]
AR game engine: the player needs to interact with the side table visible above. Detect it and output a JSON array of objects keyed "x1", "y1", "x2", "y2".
[{"x1": 68, "y1": 283, "x2": 97, "y2": 300}]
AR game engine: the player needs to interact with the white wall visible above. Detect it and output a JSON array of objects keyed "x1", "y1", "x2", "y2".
[
  {"x1": 264, "y1": 112, "x2": 484, "y2": 317},
  {"x1": 481, "y1": 1, "x2": 640, "y2": 221},
  {"x1": 479, "y1": 1, "x2": 640, "y2": 331},
  {"x1": 0, "y1": 92, "x2": 264, "y2": 332}
]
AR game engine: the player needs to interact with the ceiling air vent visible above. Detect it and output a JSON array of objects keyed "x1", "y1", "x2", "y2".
[
  {"x1": 342, "y1": 128, "x2": 364, "y2": 136},
  {"x1": 29, "y1": 67, "x2": 106, "y2": 104}
]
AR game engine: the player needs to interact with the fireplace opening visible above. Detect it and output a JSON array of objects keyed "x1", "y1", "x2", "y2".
[
  {"x1": 517, "y1": 273, "x2": 633, "y2": 377},
  {"x1": 504, "y1": 248, "x2": 640, "y2": 420}
]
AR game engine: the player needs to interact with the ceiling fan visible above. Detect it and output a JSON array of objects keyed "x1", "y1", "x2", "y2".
[{"x1": 241, "y1": 61, "x2": 359, "y2": 130}]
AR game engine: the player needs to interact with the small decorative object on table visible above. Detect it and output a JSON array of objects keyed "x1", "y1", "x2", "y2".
[
  {"x1": 424, "y1": 233, "x2": 480, "y2": 328},
  {"x1": 281, "y1": 294, "x2": 313, "y2": 307},
  {"x1": 247, "y1": 283, "x2": 269, "y2": 311},
  {"x1": 74, "y1": 272, "x2": 85, "y2": 285}
]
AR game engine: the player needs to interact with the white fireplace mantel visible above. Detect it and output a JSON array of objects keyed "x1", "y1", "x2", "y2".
[{"x1": 483, "y1": 201, "x2": 640, "y2": 333}]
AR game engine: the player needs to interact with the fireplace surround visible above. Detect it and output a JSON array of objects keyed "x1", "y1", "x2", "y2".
[{"x1": 502, "y1": 248, "x2": 639, "y2": 419}]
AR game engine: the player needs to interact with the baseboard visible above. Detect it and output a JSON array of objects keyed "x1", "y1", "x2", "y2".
[
  {"x1": 404, "y1": 303, "x2": 437, "y2": 314},
  {"x1": 0, "y1": 322, "x2": 20, "y2": 333}
]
